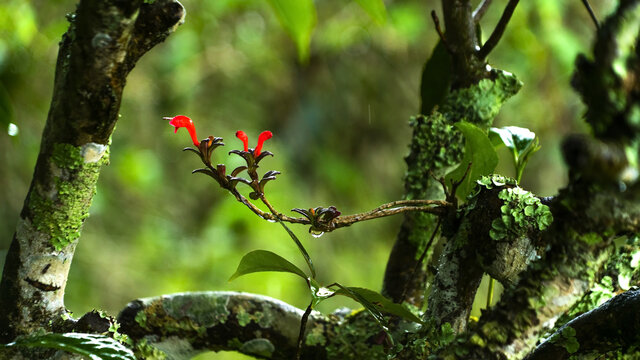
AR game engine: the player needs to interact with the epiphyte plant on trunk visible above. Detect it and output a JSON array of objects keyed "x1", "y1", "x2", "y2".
[{"x1": 166, "y1": 115, "x2": 431, "y2": 358}]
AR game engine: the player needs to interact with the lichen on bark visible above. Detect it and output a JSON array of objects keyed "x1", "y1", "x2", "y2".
[{"x1": 29, "y1": 143, "x2": 109, "y2": 251}]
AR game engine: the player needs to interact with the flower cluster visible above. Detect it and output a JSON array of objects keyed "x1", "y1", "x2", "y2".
[
  {"x1": 165, "y1": 115, "x2": 278, "y2": 198},
  {"x1": 292, "y1": 206, "x2": 342, "y2": 233}
]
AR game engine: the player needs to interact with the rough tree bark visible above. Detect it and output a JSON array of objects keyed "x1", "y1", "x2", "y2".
[{"x1": 2, "y1": 0, "x2": 640, "y2": 359}]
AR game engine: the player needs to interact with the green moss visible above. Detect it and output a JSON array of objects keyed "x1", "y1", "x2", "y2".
[
  {"x1": 469, "y1": 334, "x2": 486, "y2": 348},
  {"x1": 226, "y1": 338, "x2": 243, "y2": 350},
  {"x1": 440, "y1": 70, "x2": 522, "y2": 128},
  {"x1": 405, "y1": 113, "x2": 464, "y2": 199},
  {"x1": 489, "y1": 186, "x2": 553, "y2": 241},
  {"x1": 579, "y1": 232, "x2": 603, "y2": 245},
  {"x1": 252, "y1": 310, "x2": 276, "y2": 328},
  {"x1": 236, "y1": 307, "x2": 251, "y2": 327},
  {"x1": 51, "y1": 143, "x2": 85, "y2": 170},
  {"x1": 30, "y1": 143, "x2": 109, "y2": 251},
  {"x1": 405, "y1": 113, "x2": 464, "y2": 250},
  {"x1": 134, "y1": 338, "x2": 167, "y2": 360},
  {"x1": 549, "y1": 326, "x2": 580, "y2": 355},
  {"x1": 325, "y1": 312, "x2": 387, "y2": 359},
  {"x1": 161, "y1": 294, "x2": 230, "y2": 328},
  {"x1": 305, "y1": 323, "x2": 327, "y2": 346},
  {"x1": 479, "y1": 321, "x2": 509, "y2": 344},
  {"x1": 135, "y1": 311, "x2": 148, "y2": 330}
]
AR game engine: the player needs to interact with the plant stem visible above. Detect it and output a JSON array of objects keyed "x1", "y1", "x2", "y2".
[
  {"x1": 486, "y1": 277, "x2": 495, "y2": 308},
  {"x1": 296, "y1": 302, "x2": 313, "y2": 360}
]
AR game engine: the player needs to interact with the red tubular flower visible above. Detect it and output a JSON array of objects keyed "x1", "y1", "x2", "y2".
[
  {"x1": 255, "y1": 131, "x2": 273, "y2": 156},
  {"x1": 167, "y1": 115, "x2": 199, "y2": 146},
  {"x1": 236, "y1": 130, "x2": 249, "y2": 152},
  {"x1": 235, "y1": 130, "x2": 273, "y2": 156}
]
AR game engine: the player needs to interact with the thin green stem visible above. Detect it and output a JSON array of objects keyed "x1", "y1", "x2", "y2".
[
  {"x1": 486, "y1": 277, "x2": 495, "y2": 308},
  {"x1": 279, "y1": 218, "x2": 316, "y2": 279}
]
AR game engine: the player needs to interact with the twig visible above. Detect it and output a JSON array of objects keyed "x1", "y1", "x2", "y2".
[
  {"x1": 235, "y1": 189, "x2": 448, "y2": 232},
  {"x1": 581, "y1": 0, "x2": 599, "y2": 30},
  {"x1": 431, "y1": 10, "x2": 454, "y2": 54},
  {"x1": 486, "y1": 277, "x2": 495, "y2": 308},
  {"x1": 473, "y1": 0, "x2": 493, "y2": 22},
  {"x1": 331, "y1": 203, "x2": 446, "y2": 230},
  {"x1": 477, "y1": 0, "x2": 520, "y2": 59}
]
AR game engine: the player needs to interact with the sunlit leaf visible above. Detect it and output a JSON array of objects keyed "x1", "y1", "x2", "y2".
[
  {"x1": 267, "y1": 0, "x2": 317, "y2": 62},
  {"x1": 4, "y1": 333, "x2": 134, "y2": 360},
  {"x1": 489, "y1": 126, "x2": 541, "y2": 182},
  {"x1": 229, "y1": 250, "x2": 308, "y2": 281},
  {"x1": 445, "y1": 122, "x2": 498, "y2": 198},
  {"x1": 334, "y1": 286, "x2": 423, "y2": 324},
  {"x1": 355, "y1": 0, "x2": 387, "y2": 25},
  {"x1": 489, "y1": 126, "x2": 536, "y2": 158},
  {"x1": 420, "y1": 41, "x2": 452, "y2": 115}
]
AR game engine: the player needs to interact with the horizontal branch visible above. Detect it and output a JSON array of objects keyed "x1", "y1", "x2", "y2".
[
  {"x1": 117, "y1": 291, "x2": 334, "y2": 360},
  {"x1": 526, "y1": 288, "x2": 640, "y2": 359},
  {"x1": 238, "y1": 194, "x2": 448, "y2": 232}
]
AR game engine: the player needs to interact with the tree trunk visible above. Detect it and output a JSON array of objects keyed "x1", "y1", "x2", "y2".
[{"x1": 0, "y1": 0, "x2": 185, "y2": 342}]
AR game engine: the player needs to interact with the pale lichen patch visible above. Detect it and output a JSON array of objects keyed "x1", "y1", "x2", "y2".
[
  {"x1": 81, "y1": 142, "x2": 108, "y2": 163},
  {"x1": 239, "y1": 338, "x2": 275, "y2": 358}
]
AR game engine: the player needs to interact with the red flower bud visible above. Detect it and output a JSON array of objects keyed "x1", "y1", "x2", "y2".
[
  {"x1": 167, "y1": 115, "x2": 199, "y2": 146},
  {"x1": 236, "y1": 130, "x2": 249, "y2": 152},
  {"x1": 255, "y1": 130, "x2": 273, "y2": 156}
]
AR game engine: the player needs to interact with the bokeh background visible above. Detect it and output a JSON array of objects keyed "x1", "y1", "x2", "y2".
[{"x1": 0, "y1": 0, "x2": 617, "y2": 358}]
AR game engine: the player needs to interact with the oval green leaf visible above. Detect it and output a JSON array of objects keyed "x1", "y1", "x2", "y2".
[
  {"x1": 445, "y1": 122, "x2": 499, "y2": 198},
  {"x1": 489, "y1": 126, "x2": 537, "y2": 158},
  {"x1": 5, "y1": 333, "x2": 135, "y2": 360},
  {"x1": 229, "y1": 250, "x2": 308, "y2": 281},
  {"x1": 334, "y1": 286, "x2": 423, "y2": 325},
  {"x1": 267, "y1": 0, "x2": 317, "y2": 62}
]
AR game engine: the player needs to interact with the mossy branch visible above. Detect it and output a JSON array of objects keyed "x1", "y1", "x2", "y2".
[
  {"x1": 117, "y1": 291, "x2": 334, "y2": 360},
  {"x1": 526, "y1": 289, "x2": 640, "y2": 359}
]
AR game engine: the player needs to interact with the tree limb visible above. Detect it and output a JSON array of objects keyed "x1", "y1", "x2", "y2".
[
  {"x1": 477, "y1": 0, "x2": 519, "y2": 60},
  {"x1": 117, "y1": 291, "x2": 334, "y2": 360},
  {"x1": 525, "y1": 288, "x2": 640, "y2": 359}
]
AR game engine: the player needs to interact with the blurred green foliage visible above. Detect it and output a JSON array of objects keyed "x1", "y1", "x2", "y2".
[{"x1": 0, "y1": 0, "x2": 617, "y2": 358}]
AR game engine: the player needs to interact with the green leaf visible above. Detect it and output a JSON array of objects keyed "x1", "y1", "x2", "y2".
[
  {"x1": 267, "y1": 0, "x2": 317, "y2": 62},
  {"x1": 355, "y1": 0, "x2": 387, "y2": 25},
  {"x1": 229, "y1": 250, "x2": 308, "y2": 281},
  {"x1": 334, "y1": 286, "x2": 423, "y2": 324},
  {"x1": 333, "y1": 285, "x2": 386, "y2": 325},
  {"x1": 489, "y1": 126, "x2": 541, "y2": 182},
  {"x1": 489, "y1": 126, "x2": 537, "y2": 159},
  {"x1": 445, "y1": 122, "x2": 499, "y2": 198},
  {"x1": 420, "y1": 41, "x2": 452, "y2": 115},
  {"x1": 5, "y1": 333, "x2": 135, "y2": 360}
]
